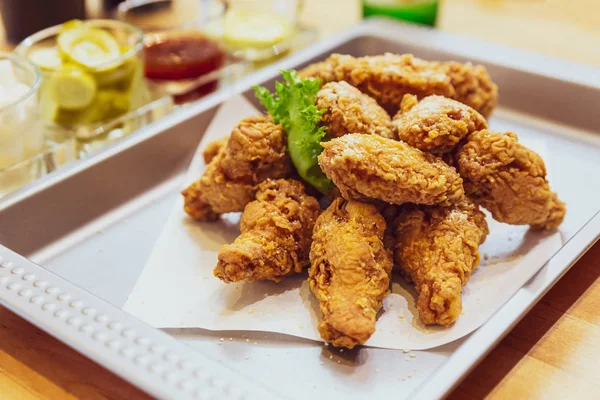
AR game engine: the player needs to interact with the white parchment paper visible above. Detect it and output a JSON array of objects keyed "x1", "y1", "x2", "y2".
[{"x1": 123, "y1": 95, "x2": 564, "y2": 350}]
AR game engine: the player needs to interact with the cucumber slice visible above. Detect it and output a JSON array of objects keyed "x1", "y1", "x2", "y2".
[
  {"x1": 28, "y1": 48, "x2": 63, "y2": 71},
  {"x1": 48, "y1": 66, "x2": 97, "y2": 110},
  {"x1": 57, "y1": 24, "x2": 121, "y2": 70}
]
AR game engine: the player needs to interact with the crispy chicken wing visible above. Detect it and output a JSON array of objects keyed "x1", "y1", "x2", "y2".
[
  {"x1": 393, "y1": 198, "x2": 489, "y2": 326},
  {"x1": 392, "y1": 94, "x2": 487, "y2": 154},
  {"x1": 316, "y1": 81, "x2": 394, "y2": 139},
  {"x1": 182, "y1": 116, "x2": 290, "y2": 221},
  {"x1": 309, "y1": 198, "x2": 392, "y2": 348},
  {"x1": 299, "y1": 53, "x2": 498, "y2": 117},
  {"x1": 214, "y1": 179, "x2": 321, "y2": 283},
  {"x1": 455, "y1": 130, "x2": 566, "y2": 230},
  {"x1": 318, "y1": 133, "x2": 465, "y2": 206}
]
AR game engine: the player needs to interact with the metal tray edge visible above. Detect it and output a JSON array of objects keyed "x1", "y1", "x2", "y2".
[{"x1": 0, "y1": 245, "x2": 284, "y2": 400}]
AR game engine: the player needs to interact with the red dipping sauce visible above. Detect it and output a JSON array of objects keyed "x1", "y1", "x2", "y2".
[{"x1": 144, "y1": 34, "x2": 225, "y2": 80}]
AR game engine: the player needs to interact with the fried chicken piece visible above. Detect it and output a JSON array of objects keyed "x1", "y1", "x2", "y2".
[
  {"x1": 392, "y1": 94, "x2": 487, "y2": 154},
  {"x1": 299, "y1": 53, "x2": 498, "y2": 117},
  {"x1": 182, "y1": 116, "x2": 290, "y2": 221},
  {"x1": 316, "y1": 81, "x2": 394, "y2": 139},
  {"x1": 309, "y1": 198, "x2": 392, "y2": 348},
  {"x1": 393, "y1": 198, "x2": 489, "y2": 326},
  {"x1": 214, "y1": 179, "x2": 321, "y2": 283},
  {"x1": 455, "y1": 130, "x2": 566, "y2": 229},
  {"x1": 202, "y1": 137, "x2": 228, "y2": 164},
  {"x1": 318, "y1": 133, "x2": 465, "y2": 206}
]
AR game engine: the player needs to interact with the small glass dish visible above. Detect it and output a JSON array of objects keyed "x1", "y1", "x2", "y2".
[
  {"x1": 203, "y1": 0, "x2": 317, "y2": 62},
  {"x1": 143, "y1": 30, "x2": 247, "y2": 104},
  {"x1": 0, "y1": 94, "x2": 173, "y2": 199},
  {"x1": 15, "y1": 19, "x2": 151, "y2": 141}
]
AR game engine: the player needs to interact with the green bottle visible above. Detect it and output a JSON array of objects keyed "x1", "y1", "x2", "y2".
[{"x1": 363, "y1": 0, "x2": 439, "y2": 27}]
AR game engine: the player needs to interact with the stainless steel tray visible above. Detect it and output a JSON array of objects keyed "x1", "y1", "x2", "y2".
[{"x1": 2, "y1": 18, "x2": 600, "y2": 400}]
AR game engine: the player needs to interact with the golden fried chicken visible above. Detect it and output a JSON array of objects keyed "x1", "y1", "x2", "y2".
[
  {"x1": 318, "y1": 133, "x2": 465, "y2": 206},
  {"x1": 299, "y1": 53, "x2": 498, "y2": 117},
  {"x1": 182, "y1": 116, "x2": 290, "y2": 221},
  {"x1": 309, "y1": 198, "x2": 392, "y2": 348},
  {"x1": 214, "y1": 179, "x2": 321, "y2": 283},
  {"x1": 393, "y1": 198, "x2": 489, "y2": 326},
  {"x1": 392, "y1": 94, "x2": 487, "y2": 154},
  {"x1": 455, "y1": 130, "x2": 566, "y2": 230},
  {"x1": 202, "y1": 137, "x2": 228, "y2": 164},
  {"x1": 316, "y1": 81, "x2": 394, "y2": 139}
]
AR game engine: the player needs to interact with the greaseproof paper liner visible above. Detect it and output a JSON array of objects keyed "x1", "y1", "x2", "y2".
[{"x1": 123, "y1": 95, "x2": 564, "y2": 350}]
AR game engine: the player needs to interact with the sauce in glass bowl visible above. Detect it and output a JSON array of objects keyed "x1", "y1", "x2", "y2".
[{"x1": 144, "y1": 33, "x2": 225, "y2": 80}]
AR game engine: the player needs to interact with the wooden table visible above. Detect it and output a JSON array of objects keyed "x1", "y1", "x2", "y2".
[{"x1": 1, "y1": 1, "x2": 599, "y2": 399}]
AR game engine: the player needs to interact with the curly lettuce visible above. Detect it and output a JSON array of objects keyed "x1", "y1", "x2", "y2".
[{"x1": 253, "y1": 70, "x2": 332, "y2": 194}]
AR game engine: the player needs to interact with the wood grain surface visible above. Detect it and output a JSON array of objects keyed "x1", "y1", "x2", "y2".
[{"x1": 1, "y1": 1, "x2": 600, "y2": 399}]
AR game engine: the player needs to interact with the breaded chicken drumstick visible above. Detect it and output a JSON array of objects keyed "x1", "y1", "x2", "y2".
[
  {"x1": 318, "y1": 133, "x2": 464, "y2": 206},
  {"x1": 393, "y1": 198, "x2": 489, "y2": 326},
  {"x1": 309, "y1": 198, "x2": 392, "y2": 348},
  {"x1": 182, "y1": 116, "x2": 290, "y2": 221},
  {"x1": 214, "y1": 179, "x2": 321, "y2": 283},
  {"x1": 316, "y1": 81, "x2": 395, "y2": 139},
  {"x1": 300, "y1": 53, "x2": 498, "y2": 117},
  {"x1": 455, "y1": 130, "x2": 566, "y2": 230},
  {"x1": 392, "y1": 94, "x2": 487, "y2": 154}
]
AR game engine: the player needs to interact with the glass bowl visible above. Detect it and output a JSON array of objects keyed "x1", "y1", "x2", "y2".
[{"x1": 15, "y1": 19, "x2": 151, "y2": 140}]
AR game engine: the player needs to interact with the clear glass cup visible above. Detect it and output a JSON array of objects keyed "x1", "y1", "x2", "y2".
[
  {"x1": 15, "y1": 19, "x2": 150, "y2": 140},
  {"x1": 116, "y1": 0, "x2": 226, "y2": 33},
  {"x1": 203, "y1": 0, "x2": 315, "y2": 62},
  {"x1": 0, "y1": 52, "x2": 44, "y2": 196}
]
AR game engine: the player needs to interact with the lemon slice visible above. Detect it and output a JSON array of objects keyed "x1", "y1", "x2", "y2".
[
  {"x1": 28, "y1": 48, "x2": 63, "y2": 71},
  {"x1": 222, "y1": 9, "x2": 293, "y2": 48},
  {"x1": 48, "y1": 66, "x2": 97, "y2": 110},
  {"x1": 57, "y1": 24, "x2": 121, "y2": 70}
]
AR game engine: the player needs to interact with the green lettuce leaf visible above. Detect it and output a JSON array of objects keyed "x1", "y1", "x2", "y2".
[{"x1": 253, "y1": 70, "x2": 332, "y2": 194}]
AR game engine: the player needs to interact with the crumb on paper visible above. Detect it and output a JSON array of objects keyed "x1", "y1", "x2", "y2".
[
  {"x1": 399, "y1": 314, "x2": 405, "y2": 320},
  {"x1": 219, "y1": 338, "x2": 224, "y2": 342},
  {"x1": 254, "y1": 342, "x2": 258, "y2": 345},
  {"x1": 248, "y1": 308, "x2": 255, "y2": 314},
  {"x1": 320, "y1": 361, "x2": 324, "y2": 365},
  {"x1": 218, "y1": 342, "x2": 222, "y2": 346},
  {"x1": 402, "y1": 377, "x2": 407, "y2": 381},
  {"x1": 407, "y1": 374, "x2": 413, "y2": 378},
  {"x1": 96, "y1": 230, "x2": 104, "y2": 234},
  {"x1": 403, "y1": 349, "x2": 410, "y2": 353},
  {"x1": 244, "y1": 356, "x2": 249, "y2": 360},
  {"x1": 410, "y1": 353, "x2": 416, "y2": 359},
  {"x1": 229, "y1": 337, "x2": 233, "y2": 341},
  {"x1": 246, "y1": 339, "x2": 250, "y2": 343}
]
